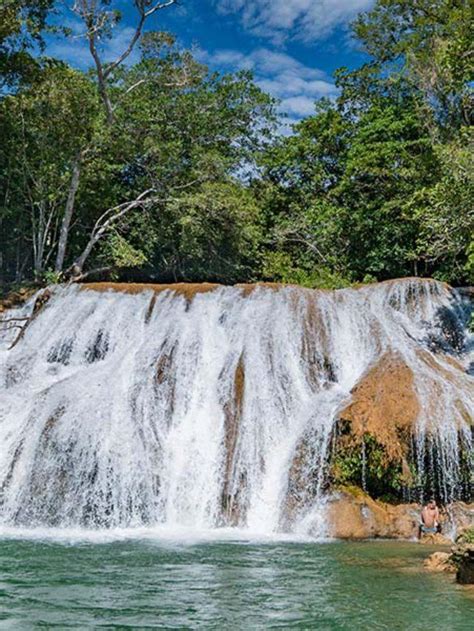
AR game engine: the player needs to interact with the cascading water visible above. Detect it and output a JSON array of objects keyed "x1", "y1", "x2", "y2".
[{"x1": 0, "y1": 279, "x2": 472, "y2": 535}]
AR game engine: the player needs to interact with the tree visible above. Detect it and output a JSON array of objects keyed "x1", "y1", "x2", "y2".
[
  {"x1": 67, "y1": 48, "x2": 276, "y2": 279},
  {"x1": 0, "y1": 65, "x2": 98, "y2": 280},
  {"x1": 0, "y1": 33, "x2": 276, "y2": 284},
  {"x1": 334, "y1": 94, "x2": 439, "y2": 279},
  {"x1": 1, "y1": 0, "x2": 471, "y2": 288},
  {"x1": 156, "y1": 181, "x2": 264, "y2": 282},
  {"x1": 351, "y1": 0, "x2": 473, "y2": 281},
  {"x1": 409, "y1": 130, "x2": 474, "y2": 281},
  {"x1": 71, "y1": 0, "x2": 178, "y2": 125},
  {"x1": 46, "y1": 1, "x2": 182, "y2": 277},
  {"x1": 257, "y1": 2, "x2": 473, "y2": 287},
  {"x1": 0, "y1": 0, "x2": 54, "y2": 88},
  {"x1": 257, "y1": 101, "x2": 352, "y2": 286},
  {"x1": 353, "y1": 0, "x2": 474, "y2": 136}
]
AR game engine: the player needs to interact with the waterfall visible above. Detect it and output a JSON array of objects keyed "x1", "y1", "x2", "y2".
[{"x1": 0, "y1": 279, "x2": 472, "y2": 534}]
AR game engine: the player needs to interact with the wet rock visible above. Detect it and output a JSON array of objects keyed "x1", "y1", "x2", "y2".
[
  {"x1": 79, "y1": 281, "x2": 287, "y2": 301},
  {"x1": 327, "y1": 487, "x2": 419, "y2": 539},
  {"x1": 457, "y1": 287, "x2": 474, "y2": 299},
  {"x1": 220, "y1": 356, "x2": 246, "y2": 526},
  {"x1": 338, "y1": 352, "x2": 419, "y2": 461},
  {"x1": 419, "y1": 532, "x2": 452, "y2": 545},
  {"x1": 327, "y1": 488, "x2": 474, "y2": 540},
  {"x1": 424, "y1": 551, "x2": 455, "y2": 572},
  {"x1": 453, "y1": 544, "x2": 474, "y2": 584},
  {"x1": 450, "y1": 505, "x2": 474, "y2": 537},
  {"x1": 0, "y1": 286, "x2": 38, "y2": 312}
]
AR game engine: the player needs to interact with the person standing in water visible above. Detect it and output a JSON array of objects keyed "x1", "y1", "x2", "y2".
[{"x1": 418, "y1": 498, "x2": 442, "y2": 538}]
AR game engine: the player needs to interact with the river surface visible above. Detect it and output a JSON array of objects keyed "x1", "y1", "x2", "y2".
[{"x1": 0, "y1": 530, "x2": 472, "y2": 629}]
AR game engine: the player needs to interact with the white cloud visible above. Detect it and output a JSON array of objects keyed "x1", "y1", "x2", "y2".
[
  {"x1": 215, "y1": 0, "x2": 373, "y2": 44},
  {"x1": 198, "y1": 47, "x2": 338, "y2": 119},
  {"x1": 280, "y1": 95, "x2": 318, "y2": 117}
]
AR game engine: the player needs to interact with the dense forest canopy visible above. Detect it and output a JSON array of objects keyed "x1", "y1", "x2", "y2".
[{"x1": 0, "y1": 0, "x2": 473, "y2": 288}]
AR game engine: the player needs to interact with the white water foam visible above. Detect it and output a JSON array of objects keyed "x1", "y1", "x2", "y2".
[{"x1": 0, "y1": 280, "x2": 472, "y2": 539}]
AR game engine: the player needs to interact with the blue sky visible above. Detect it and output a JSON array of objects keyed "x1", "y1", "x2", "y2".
[{"x1": 47, "y1": 1, "x2": 373, "y2": 126}]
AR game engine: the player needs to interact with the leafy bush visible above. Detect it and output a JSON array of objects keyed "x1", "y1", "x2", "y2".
[
  {"x1": 456, "y1": 528, "x2": 474, "y2": 544},
  {"x1": 330, "y1": 431, "x2": 412, "y2": 502}
]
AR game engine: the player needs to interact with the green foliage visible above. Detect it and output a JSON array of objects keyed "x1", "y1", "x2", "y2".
[
  {"x1": 330, "y1": 433, "x2": 412, "y2": 501},
  {"x1": 42, "y1": 269, "x2": 62, "y2": 285},
  {"x1": 101, "y1": 232, "x2": 147, "y2": 271},
  {"x1": 408, "y1": 130, "x2": 474, "y2": 282},
  {"x1": 260, "y1": 91, "x2": 445, "y2": 282},
  {"x1": 152, "y1": 181, "x2": 264, "y2": 282},
  {"x1": 262, "y1": 252, "x2": 350, "y2": 289},
  {"x1": 0, "y1": 64, "x2": 99, "y2": 279},
  {"x1": 466, "y1": 242, "x2": 474, "y2": 286},
  {"x1": 0, "y1": 32, "x2": 276, "y2": 284},
  {"x1": 0, "y1": 0, "x2": 472, "y2": 288},
  {"x1": 258, "y1": 0, "x2": 473, "y2": 286},
  {"x1": 0, "y1": 0, "x2": 54, "y2": 88},
  {"x1": 353, "y1": 0, "x2": 474, "y2": 135},
  {"x1": 456, "y1": 528, "x2": 474, "y2": 544}
]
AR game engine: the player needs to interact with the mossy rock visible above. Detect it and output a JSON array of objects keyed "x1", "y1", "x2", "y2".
[
  {"x1": 456, "y1": 527, "x2": 474, "y2": 544},
  {"x1": 334, "y1": 484, "x2": 369, "y2": 501}
]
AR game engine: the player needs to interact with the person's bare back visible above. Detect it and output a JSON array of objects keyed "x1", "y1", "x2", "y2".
[{"x1": 418, "y1": 499, "x2": 441, "y2": 537}]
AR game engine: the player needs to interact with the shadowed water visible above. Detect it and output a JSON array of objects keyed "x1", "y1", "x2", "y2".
[{"x1": 0, "y1": 537, "x2": 472, "y2": 629}]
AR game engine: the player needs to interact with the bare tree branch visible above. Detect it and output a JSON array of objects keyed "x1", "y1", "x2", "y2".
[
  {"x1": 72, "y1": 0, "x2": 178, "y2": 124},
  {"x1": 71, "y1": 188, "x2": 156, "y2": 273},
  {"x1": 68, "y1": 266, "x2": 113, "y2": 282},
  {"x1": 123, "y1": 78, "x2": 148, "y2": 96},
  {"x1": 69, "y1": 176, "x2": 205, "y2": 276}
]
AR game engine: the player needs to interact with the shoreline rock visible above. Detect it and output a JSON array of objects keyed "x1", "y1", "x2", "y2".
[
  {"x1": 424, "y1": 551, "x2": 456, "y2": 572},
  {"x1": 453, "y1": 543, "x2": 474, "y2": 584},
  {"x1": 424, "y1": 543, "x2": 474, "y2": 584},
  {"x1": 326, "y1": 487, "x2": 473, "y2": 541}
]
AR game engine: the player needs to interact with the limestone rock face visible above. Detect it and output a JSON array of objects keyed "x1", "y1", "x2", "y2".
[
  {"x1": 339, "y1": 352, "x2": 419, "y2": 461},
  {"x1": 424, "y1": 542, "x2": 474, "y2": 582},
  {"x1": 0, "y1": 287, "x2": 36, "y2": 313},
  {"x1": 450, "y1": 505, "x2": 474, "y2": 536},
  {"x1": 419, "y1": 533, "x2": 452, "y2": 545},
  {"x1": 424, "y1": 552, "x2": 455, "y2": 572},
  {"x1": 338, "y1": 348, "x2": 473, "y2": 466},
  {"x1": 327, "y1": 489, "x2": 473, "y2": 540},
  {"x1": 327, "y1": 489, "x2": 419, "y2": 539}
]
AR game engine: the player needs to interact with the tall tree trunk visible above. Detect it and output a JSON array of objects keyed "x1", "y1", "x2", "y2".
[
  {"x1": 55, "y1": 152, "x2": 82, "y2": 273},
  {"x1": 32, "y1": 201, "x2": 46, "y2": 280}
]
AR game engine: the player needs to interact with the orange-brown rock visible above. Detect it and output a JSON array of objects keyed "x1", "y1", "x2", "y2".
[
  {"x1": 81, "y1": 282, "x2": 222, "y2": 299},
  {"x1": 327, "y1": 487, "x2": 419, "y2": 539},
  {"x1": 0, "y1": 286, "x2": 38, "y2": 313},
  {"x1": 326, "y1": 487, "x2": 474, "y2": 540},
  {"x1": 80, "y1": 281, "x2": 293, "y2": 300},
  {"x1": 424, "y1": 552, "x2": 455, "y2": 572},
  {"x1": 419, "y1": 532, "x2": 453, "y2": 545},
  {"x1": 339, "y1": 352, "x2": 419, "y2": 461}
]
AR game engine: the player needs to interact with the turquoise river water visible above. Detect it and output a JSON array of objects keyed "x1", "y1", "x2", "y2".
[{"x1": 0, "y1": 531, "x2": 473, "y2": 629}]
